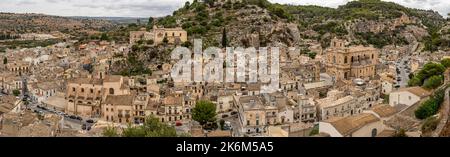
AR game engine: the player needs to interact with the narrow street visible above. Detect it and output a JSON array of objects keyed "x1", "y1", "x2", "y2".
[{"x1": 396, "y1": 55, "x2": 411, "y2": 88}]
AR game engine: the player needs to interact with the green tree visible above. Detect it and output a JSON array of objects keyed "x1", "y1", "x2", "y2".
[
  {"x1": 219, "y1": 119, "x2": 225, "y2": 130},
  {"x1": 441, "y1": 58, "x2": 450, "y2": 68},
  {"x1": 12, "y1": 90, "x2": 20, "y2": 96},
  {"x1": 421, "y1": 117, "x2": 439, "y2": 133},
  {"x1": 309, "y1": 125, "x2": 319, "y2": 136},
  {"x1": 383, "y1": 94, "x2": 389, "y2": 104},
  {"x1": 104, "y1": 116, "x2": 179, "y2": 137},
  {"x1": 184, "y1": 1, "x2": 191, "y2": 9},
  {"x1": 182, "y1": 41, "x2": 192, "y2": 48},
  {"x1": 222, "y1": 27, "x2": 228, "y2": 48},
  {"x1": 408, "y1": 77, "x2": 422, "y2": 87},
  {"x1": 3, "y1": 57, "x2": 7, "y2": 64},
  {"x1": 308, "y1": 52, "x2": 317, "y2": 59},
  {"x1": 146, "y1": 40, "x2": 154, "y2": 45},
  {"x1": 162, "y1": 36, "x2": 169, "y2": 44},
  {"x1": 100, "y1": 33, "x2": 109, "y2": 41},
  {"x1": 102, "y1": 126, "x2": 120, "y2": 137},
  {"x1": 423, "y1": 75, "x2": 443, "y2": 89},
  {"x1": 392, "y1": 129, "x2": 407, "y2": 137},
  {"x1": 415, "y1": 99, "x2": 438, "y2": 119},
  {"x1": 122, "y1": 125, "x2": 146, "y2": 137},
  {"x1": 409, "y1": 62, "x2": 446, "y2": 86},
  {"x1": 192, "y1": 100, "x2": 217, "y2": 126},
  {"x1": 408, "y1": 73, "x2": 414, "y2": 79},
  {"x1": 147, "y1": 17, "x2": 154, "y2": 31}
]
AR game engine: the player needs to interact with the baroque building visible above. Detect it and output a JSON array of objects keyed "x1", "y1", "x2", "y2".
[{"x1": 325, "y1": 38, "x2": 379, "y2": 81}]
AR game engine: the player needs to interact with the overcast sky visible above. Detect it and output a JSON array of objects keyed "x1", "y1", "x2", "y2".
[{"x1": 0, "y1": 0, "x2": 448, "y2": 17}]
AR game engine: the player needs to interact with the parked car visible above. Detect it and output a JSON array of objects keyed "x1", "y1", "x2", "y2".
[
  {"x1": 82, "y1": 124, "x2": 91, "y2": 130},
  {"x1": 86, "y1": 119, "x2": 95, "y2": 123},
  {"x1": 230, "y1": 111, "x2": 238, "y2": 115},
  {"x1": 76, "y1": 116, "x2": 83, "y2": 121},
  {"x1": 69, "y1": 115, "x2": 77, "y2": 119},
  {"x1": 222, "y1": 114, "x2": 229, "y2": 118}
]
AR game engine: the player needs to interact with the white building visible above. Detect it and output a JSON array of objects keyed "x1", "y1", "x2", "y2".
[
  {"x1": 389, "y1": 87, "x2": 430, "y2": 107},
  {"x1": 30, "y1": 82, "x2": 59, "y2": 104},
  {"x1": 217, "y1": 94, "x2": 234, "y2": 113},
  {"x1": 319, "y1": 113, "x2": 384, "y2": 137},
  {"x1": 380, "y1": 72, "x2": 396, "y2": 95}
]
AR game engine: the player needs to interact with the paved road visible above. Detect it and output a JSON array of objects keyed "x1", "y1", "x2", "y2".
[
  {"x1": 28, "y1": 103, "x2": 93, "y2": 130},
  {"x1": 434, "y1": 87, "x2": 450, "y2": 137},
  {"x1": 396, "y1": 56, "x2": 411, "y2": 88},
  {"x1": 220, "y1": 113, "x2": 241, "y2": 137}
]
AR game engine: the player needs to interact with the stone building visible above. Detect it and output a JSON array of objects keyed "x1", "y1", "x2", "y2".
[
  {"x1": 317, "y1": 90, "x2": 364, "y2": 121},
  {"x1": 234, "y1": 95, "x2": 278, "y2": 134},
  {"x1": 325, "y1": 38, "x2": 379, "y2": 81},
  {"x1": 129, "y1": 26, "x2": 187, "y2": 45},
  {"x1": 65, "y1": 75, "x2": 131, "y2": 118}
]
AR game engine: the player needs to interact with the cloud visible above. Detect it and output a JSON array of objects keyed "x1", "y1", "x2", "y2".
[{"x1": 0, "y1": 0, "x2": 448, "y2": 17}]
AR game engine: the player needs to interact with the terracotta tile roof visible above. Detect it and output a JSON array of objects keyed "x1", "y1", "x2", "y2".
[
  {"x1": 104, "y1": 94, "x2": 134, "y2": 106},
  {"x1": 372, "y1": 104, "x2": 398, "y2": 118},
  {"x1": 327, "y1": 113, "x2": 380, "y2": 136},
  {"x1": 397, "y1": 87, "x2": 431, "y2": 98}
]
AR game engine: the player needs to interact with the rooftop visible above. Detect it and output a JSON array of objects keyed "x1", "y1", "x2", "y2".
[
  {"x1": 303, "y1": 81, "x2": 332, "y2": 90},
  {"x1": 326, "y1": 113, "x2": 380, "y2": 136},
  {"x1": 371, "y1": 104, "x2": 398, "y2": 118},
  {"x1": 396, "y1": 87, "x2": 431, "y2": 98},
  {"x1": 104, "y1": 94, "x2": 134, "y2": 105},
  {"x1": 319, "y1": 95, "x2": 355, "y2": 109}
]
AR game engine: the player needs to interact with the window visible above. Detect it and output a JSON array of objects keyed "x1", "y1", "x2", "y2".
[
  {"x1": 256, "y1": 120, "x2": 259, "y2": 126},
  {"x1": 247, "y1": 120, "x2": 250, "y2": 125},
  {"x1": 109, "y1": 88, "x2": 114, "y2": 94},
  {"x1": 371, "y1": 128, "x2": 378, "y2": 137},
  {"x1": 90, "y1": 89, "x2": 94, "y2": 93},
  {"x1": 72, "y1": 88, "x2": 75, "y2": 92},
  {"x1": 81, "y1": 88, "x2": 84, "y2": 92},
  {"x1": 344, "y1": 56, "x2": 348, "y2": 64}
]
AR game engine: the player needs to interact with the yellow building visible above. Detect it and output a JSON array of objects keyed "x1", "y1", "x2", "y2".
[
  {"x1": 65, "y1": 75, "x2": 131, "y2": 118},
  {"x1": 130, "y1": 26, "x2": 188, "y2": 45},
  {"x1": 325, "y1": 38, "x2": 379, "y2": 81}
]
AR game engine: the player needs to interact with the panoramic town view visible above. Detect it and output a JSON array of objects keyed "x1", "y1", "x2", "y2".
[{"x1": 1, "y1": 0, "x2": 450, "y2": 137}]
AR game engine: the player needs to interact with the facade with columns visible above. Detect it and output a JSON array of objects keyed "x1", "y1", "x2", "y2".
[{"x1": 325, "y1": 38, "x2": 379, "y2": 81}]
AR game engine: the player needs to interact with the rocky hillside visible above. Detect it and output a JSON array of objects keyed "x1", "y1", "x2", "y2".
[
  {"x1": 0, "y1": 13, "x2": 115, "y2": 35},
  {"x1": 152, "y1": 0, "x2": 447, "y2": 51},
  {"x1": 110, "y1": 0, "x2": 450, "y2": 77}
]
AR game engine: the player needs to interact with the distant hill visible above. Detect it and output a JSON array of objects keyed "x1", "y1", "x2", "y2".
[
  {"x1": 70, "y1": 16, "x2": 149, "y2": 24},
  {"x1": 0, "y1": 12, "x2": 116, "y2": 35}
]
